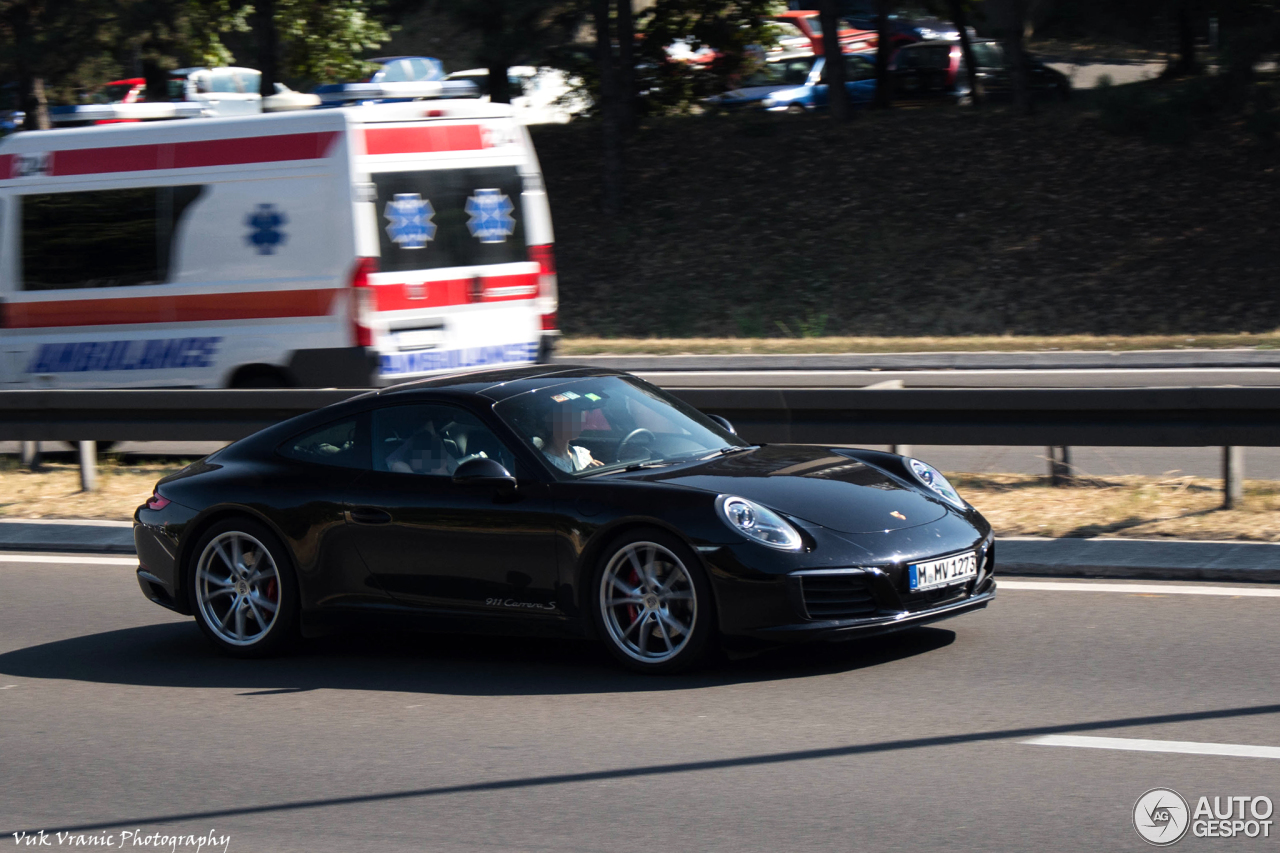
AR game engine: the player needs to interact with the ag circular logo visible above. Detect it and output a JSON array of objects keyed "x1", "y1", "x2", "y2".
[{"x1": 1135, "y1": 788, "x2": 1191, "y2": 845}]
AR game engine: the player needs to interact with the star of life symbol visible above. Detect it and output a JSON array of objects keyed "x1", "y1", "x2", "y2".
[
  {"x1": 464, "y1": 189, "x2": 516, "y2": 244},
  {"x1": 1134, "y1": 788, "x2": 1190, "y2": 846},
  {"x1": 384, "y1": 193, "x2": 436, "y2": 249},
  {"x1": 246, "y1": 204, "x2": 287, "y2": 255}
]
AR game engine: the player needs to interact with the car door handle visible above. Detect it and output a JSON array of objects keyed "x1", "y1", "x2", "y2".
[{"x1": 348, "y1": 507, "x2": 392, "y2": 525}]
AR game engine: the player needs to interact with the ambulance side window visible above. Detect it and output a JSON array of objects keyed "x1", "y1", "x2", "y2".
[{"x1": 20, "y1": 185, "x2": 206, "y2": 291}]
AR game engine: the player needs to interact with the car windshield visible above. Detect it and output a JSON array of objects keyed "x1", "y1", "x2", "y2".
[
  {"x1": 741, "y1": 57, "x2": 815, "y2": 87},
  {"x1": 493, "y1": 376, "x2": 747, "y2": 477}
]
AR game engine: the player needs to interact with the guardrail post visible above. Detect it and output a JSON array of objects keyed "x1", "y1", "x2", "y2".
[
  {"x1": 1223, "y1": 446, "x2": 1244, "y2": 508},
  {"x1": 20, "y1": 441, "x2": 40, "y2": 470},
  {"x1": 890, "y1": 444, "x2": 912, "y2": 458},
  {"x1": 78, "y1": 441, "x2": 97, "y2": 492},
  {"x1": 1049, "y1": 446, "x2": 1073, "y2": 486}
]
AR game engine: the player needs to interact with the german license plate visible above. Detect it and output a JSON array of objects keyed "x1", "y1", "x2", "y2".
[{"x1": 909, "y1": 552, "x2": 977, "y2": 591}]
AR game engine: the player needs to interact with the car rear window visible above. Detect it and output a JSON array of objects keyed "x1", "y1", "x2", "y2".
[{"x1": 371, "y1": 166, "x2": 527, "y2": 273}]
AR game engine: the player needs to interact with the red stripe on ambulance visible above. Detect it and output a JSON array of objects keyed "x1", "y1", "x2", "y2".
[
  {"x1": 362, "y1": 125, "x2": 486, "y2": 156},
  {"x1": 43, "y1": 131, "x2": 341, "y2": 177},
  {"x1": 370, "y1": 273, "x2": 539, "y2": 312},
  {"x1": 3, "y1": 289, "x2": 341, "y2": 329}
]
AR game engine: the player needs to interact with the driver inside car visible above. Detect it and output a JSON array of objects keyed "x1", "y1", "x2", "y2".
[{"x1": 535, "y1": 403, "x2": 604, "y2": 473}]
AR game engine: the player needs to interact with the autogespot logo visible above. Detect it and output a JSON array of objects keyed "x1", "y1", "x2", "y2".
[{"x1": 1134, "y1": 788, "x2": 1191, "y2": 846}]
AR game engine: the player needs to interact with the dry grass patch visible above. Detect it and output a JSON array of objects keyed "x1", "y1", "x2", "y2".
[
  {"x1": 561, "y1": 333, "x2": 1280, "y2": 356},
  {"x1": 952, "y1": 472, "x2": 1280, "y2": 541},
  {"x1": 0, "y1": 459, "x2": 186, "y2": 521}
]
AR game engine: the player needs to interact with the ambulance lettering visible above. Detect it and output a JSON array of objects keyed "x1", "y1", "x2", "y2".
[
  {"x1": 380, "y1": 342, "x2": 537, "y2": 376},
  {"x1": 26, "y1": 337, "x2": 222, "y2": 373}
]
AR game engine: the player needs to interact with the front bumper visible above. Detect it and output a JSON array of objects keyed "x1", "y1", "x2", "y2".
[
  {"x1": 752, "y1": 581, "x2": 994, "y2": 642},
  {"x1": 703, "y1": 528, "x2": 996, "y2": 645}
]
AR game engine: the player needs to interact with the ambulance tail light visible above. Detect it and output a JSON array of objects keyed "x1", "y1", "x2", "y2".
[
  {"x1": 528, "y1": 244, "x2": 558, "y2": 331},
  {"x1": 349, "y1": 257, "x2": 379, "y2": 347}
]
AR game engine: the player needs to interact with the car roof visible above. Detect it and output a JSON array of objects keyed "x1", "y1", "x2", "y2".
[{"x1": 374, "y1": 364, "x2": 628, "y2": 403}]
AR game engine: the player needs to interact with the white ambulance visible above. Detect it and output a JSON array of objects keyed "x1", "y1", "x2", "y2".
[{"x1": 0, "y1": 96, "x2": 559, "y2": 388}]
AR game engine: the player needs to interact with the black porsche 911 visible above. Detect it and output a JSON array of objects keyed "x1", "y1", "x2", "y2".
[{"x1": 134, "y1": 365, "x2": 995, "y2": 673}]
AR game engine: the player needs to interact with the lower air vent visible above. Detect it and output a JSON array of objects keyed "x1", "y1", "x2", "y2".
[{"x1": 799, "y1": 573, "x2": 879, "y2": 620}]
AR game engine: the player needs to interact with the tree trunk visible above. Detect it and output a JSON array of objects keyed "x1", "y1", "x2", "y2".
[
  {"x1": 594, "y1": 0, "x2": 623, "y2": 215},
  {"x1": 28, "y1": 77, "x2": 50, "y2": 130},
  {"x1": 256, "y1": 0, "x2": 280, "y2": 98},
  {"x1": 872, "y1": 0, "x2": 892, "y2": 109},
  {"x1": 616, "y1": 0, "x2": 636, "y2": 132},
  {"x1": 948, "y1": 0, "x2": 981, "y2": 106},
  {"x1": 818, "y1": 0, "x2": 848, "y2": 120},
  {"x1": 1164, "y1": 0, "x2": 1198, "y2": 78},
  {"x1": 1006, "y1": 0, "x2": 1032, "y2": 114},
  {"x1": 482, "y1": 1, "x2": 512, "y2": 104},
  {"x1": 142, "y1": 59, "x2": 169, "y2": 103}
]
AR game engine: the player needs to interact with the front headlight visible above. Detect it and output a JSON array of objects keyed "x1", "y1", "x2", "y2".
[
  {"x1": 906, "y1": 458, "x2": 965, "y2": 509},
  {"x1": 761, "y1": 97, "x2": 776, "y2": 107},
  {"x1": 719, "y1": 495, "x2": 803, "y2": 550}
]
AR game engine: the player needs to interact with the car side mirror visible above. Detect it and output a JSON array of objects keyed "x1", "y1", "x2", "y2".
[
  {"x1": 452, "y1": 457, "x2": 517, "y2": 493},
  {"x1": 708, "y1": 414, "x2": 736, "y2": 434}
]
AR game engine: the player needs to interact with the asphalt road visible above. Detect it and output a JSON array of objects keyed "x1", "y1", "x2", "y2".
[{"x1": 1, "y1": 554, "x2": 1278, "y2": 851}]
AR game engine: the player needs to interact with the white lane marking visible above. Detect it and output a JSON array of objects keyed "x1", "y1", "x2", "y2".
[
  {"x1": 999, "y1": 580, "x2": 1280, "y2": 598},
  {"x1": 0, "y1": 685, "x2": 16, "y2": 689},
  {"x1": 0, "y1": 553, "x2": 137, "y2": 566},
  {"x1": 1024, "y1": 735, "x2": 1280, "y2": 760}
]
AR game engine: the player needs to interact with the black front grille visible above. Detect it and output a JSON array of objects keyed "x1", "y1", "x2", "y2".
[{"x1": 799, "y1": 573, "x2": 879, "y2": 620}]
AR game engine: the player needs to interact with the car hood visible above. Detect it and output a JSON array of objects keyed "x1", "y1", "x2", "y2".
[{"x1": 631, "y1": 445, "x2": 950, "y2": 534}]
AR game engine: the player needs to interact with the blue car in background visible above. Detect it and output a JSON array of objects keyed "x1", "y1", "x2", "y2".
[
  {"x1": 314, "y1": 56, "x2": 448, "y2": 103},
  {"x1": 762, "y1": 53, "x2": 878, "y2": 113},
  {"x1": 704, "y1": 53, "x2": 876, "y2": 114},
  {"x1": 702, "y1": 53, "x2": 817, "y2": 112}
]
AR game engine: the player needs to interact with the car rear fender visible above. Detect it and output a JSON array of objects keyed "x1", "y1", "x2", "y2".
[{"x1": 174, "y1": 504, "x2": 297, "y2": 611}]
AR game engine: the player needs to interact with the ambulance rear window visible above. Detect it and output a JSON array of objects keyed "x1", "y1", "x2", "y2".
[
  {"x1": 372, "y1": 166, "x2": 526, "y2": 273},
  {"x1": 20, "y1": 185, "x2": 204, "y2": 291}
]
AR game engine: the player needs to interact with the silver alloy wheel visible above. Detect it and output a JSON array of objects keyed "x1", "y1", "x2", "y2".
[
  {"x1": 195, "y1": 530, "x2": 281, "y2": 647},
  {"x1": 600, "y1": 541, "x2": 697, "y2": 664}
]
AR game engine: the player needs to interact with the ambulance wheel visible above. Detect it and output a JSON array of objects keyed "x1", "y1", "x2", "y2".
[{"x1": 230, "y1": 367, "x2": 292, "y2": 388}]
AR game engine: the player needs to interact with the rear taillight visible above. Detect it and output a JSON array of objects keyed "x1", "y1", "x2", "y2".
[
  {"x1": 349, "y1": 257, "x2": 378, "y2": 347},
  {"x1": 145, "y1": 490, "x2": 171, "y2": 511},
  {"x1": 528, "y1": 244, "x2": 558, "y2": 331}
]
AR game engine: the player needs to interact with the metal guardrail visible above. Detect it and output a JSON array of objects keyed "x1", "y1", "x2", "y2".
[{"x1": 0, "y1": 387, "x2": 1277, "y2": 446}]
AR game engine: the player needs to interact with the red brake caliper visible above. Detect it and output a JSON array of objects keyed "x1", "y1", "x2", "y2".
[{"x1": 625, "y1": 568, "x2": 640, "y2": 626}]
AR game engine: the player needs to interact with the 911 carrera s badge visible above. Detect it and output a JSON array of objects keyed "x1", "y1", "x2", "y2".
[{"x1": 891, "y1": 511, "x2": 906, "y2": 520}]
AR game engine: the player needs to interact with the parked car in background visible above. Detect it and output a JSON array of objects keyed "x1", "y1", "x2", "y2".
[
  {"x1": 314, "y1": 56, "x2": 450, "y2": 105},
  {"x1": 890, "y1": 39, "x2": 1070, "y2": 104},
  {"x1": 835, "y1": 1, "x2": 967, "y2": 46},
  {"x1": 362, "y1": 56, "x2": 446, "y2": 84},
  {"x1": 702, "y1": 53, "x2": 818, "y2": 112},
  {"x1": 755, "y1": 52, "x2": 878, "y2": 113},
  {"x1": 771, "y1": 11, "x2": 877, "y2": 55},
  {"x1": 445, "y1": 67, "x2": 587, "y2": 125},
  {"x1": 0, "y1": 84, "x2": 25, "y2": 135}
]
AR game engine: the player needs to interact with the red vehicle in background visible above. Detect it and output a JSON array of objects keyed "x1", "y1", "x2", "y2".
[
  {"x1": 86, "y1": 78, "x2": 146, "y2": 123},
  {"x1": 771, "y1": 11, "x2": 876, "y2": 55}
]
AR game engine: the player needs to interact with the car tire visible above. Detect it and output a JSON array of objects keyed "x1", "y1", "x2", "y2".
[
  {"x1": 187, "y1": 517, "x2": 299, "y2": 658},
  {"x1": 786, "y1": 103, "x2": 806, "y2": 116},
  {"x1": 592, "y1": 528, "x2": 715, "y2": 674}
]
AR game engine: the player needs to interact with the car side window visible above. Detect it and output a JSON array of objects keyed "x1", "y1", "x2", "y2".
[
  {"x1": 279, "y1": 416, "x2": 369, "y2": 470},
  {"x1": 380, "y1": 60, "x2": 411, "y2": 83},
  {"x1": 372, "y1": 404, "x2": 516, "y2": 477},
  {"x1": 845, "y1": 56, "x2": 875, "y2": 81}
]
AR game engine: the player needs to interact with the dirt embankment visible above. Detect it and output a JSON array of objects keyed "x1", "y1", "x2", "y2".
[{"x1": 532, "y1": 104, "x2": 1278, "y2": 340}]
